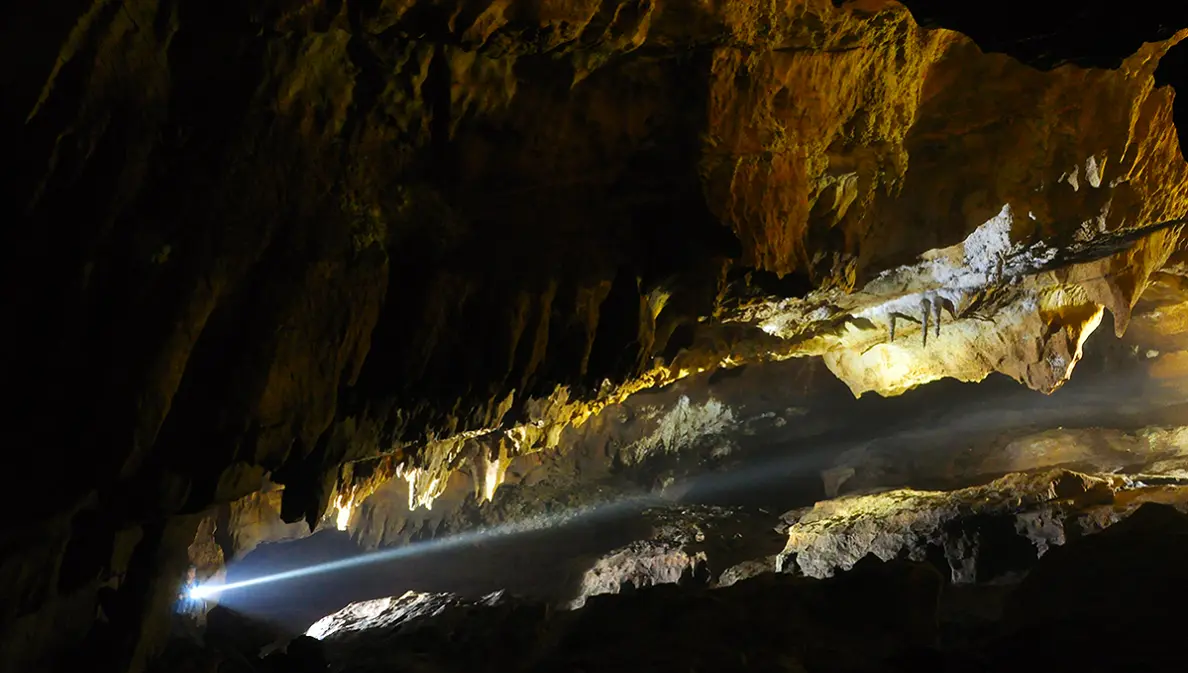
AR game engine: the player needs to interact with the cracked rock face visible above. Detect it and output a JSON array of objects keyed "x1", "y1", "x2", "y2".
[
  {"x1": 306, "y1": 590, "x2": 516, "y2": 644},
  {"x1": 9, "y1": 2, "x2": 1188, "y2": 671},
  {"x1": 567, "y1": 505, "x2": 785, "y2": 608},
  {"x1": 777, "y1": 468, "x2": 1188, "y2": 582}
]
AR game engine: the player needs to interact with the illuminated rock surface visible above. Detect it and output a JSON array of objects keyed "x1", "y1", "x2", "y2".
[
  {"x1": 297, "y1": 562, "x2": 943, "y2": 673},
  {"x1": 567, "y1": 505, "x2": 785, "y2": 607},
  {"x1": 7, "y1": 1, "x2": 1188, "y2": 671},
  {"x1": 778, "y1": 469, "x2": 1188, "y2": 580},
  {"x1": 145, "y1": 502, "x2": 1188, "y2": 673},
  {"x1": 821, "y1": 423, "x2": 1188, "y2": 496}
]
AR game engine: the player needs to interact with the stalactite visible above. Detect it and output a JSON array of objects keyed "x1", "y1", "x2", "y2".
[{"x1": 920, "y1": 298, "x2": 933, "y2": 347}]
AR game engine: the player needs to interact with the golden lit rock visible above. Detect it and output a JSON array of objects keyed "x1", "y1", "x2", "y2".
[
  {"x1": 13, "y1": 4, "x2": 1188, "y2": 669},
  {"x1": 309, "y1": 5, "x2": 1188, "y2": 516},
  {"x1": 779, "y1": 469, "x2": 1130, "y2": 580}
]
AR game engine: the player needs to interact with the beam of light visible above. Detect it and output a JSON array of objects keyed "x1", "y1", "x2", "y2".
[
  {"x1": 186, "y1": 493, "x2": 662, "y2": 601},
  {"x1": 655, "y1": 362, "x2": 1188, "y2": 504},
  {"x1": 188, "y1": 359, "x2": 1186, "y2": 604}
]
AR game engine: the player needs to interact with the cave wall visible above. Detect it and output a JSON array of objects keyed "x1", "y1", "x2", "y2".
[{"x1": 5, "y1": 2, "x2": 1188, "y2": 672}]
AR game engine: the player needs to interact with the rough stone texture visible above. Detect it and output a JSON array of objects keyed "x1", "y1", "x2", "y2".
[
  {"x1": 778, "y1": 469, "x2": 1188, "y2": 583},
  {"x1": 306, "y1": 590, "x2": 513, "y2": 643},
  {"x1": 146, "y1": 500, "x2": 1188, "y2": 673},
  {"x1": 218, "y1": 488, "x2": 313, "y2": 561},
  {"x1": 342, "y1": 357, "x2": 851, "y2": 552},
  {"x1": 821, "y1": 420, "x2": 1188, "y2": 497},
  {"x1": 306, "y1": 560, "x2": 942, "y2": 673},
  {"x1": 184, "y1": 484, "x2": 315, "y2": 604},
  {"x1": 717, "y1": 557, "x2": 779, "y2": 587},
  {"x1": 826, "y1": 428, "x2": 1188, "y2": 501},
  {"x1": 8, "y1": 2, "x2": 1188, "y2": 671},
  {"x1": 810, "y1": 274, "x2": 1188, "y2": 494},
  {"x1": 980, "y1": 426, "x2": 1188, "y2": 479},
  {"x1": 186, "y1": 516, "x2": 226, "y2": 595},
  {"x1": 567, "y1": 505, "x2": 785, "y2": 607}
]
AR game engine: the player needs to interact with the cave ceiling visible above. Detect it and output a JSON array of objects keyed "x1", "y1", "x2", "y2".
[
  {"x1": 6, "y1": 2, "x2": 1188, "y2": 669},
  {"x1": 6, "y1": 0, "x2": 1188, "y2": 521}
]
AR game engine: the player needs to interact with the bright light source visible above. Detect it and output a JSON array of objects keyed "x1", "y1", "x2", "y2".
[
  {"x1": 189, "y1": 584, "x2": 218, "y2": 600},
  {"x1": 195, "y1": 494, "x2": 661, "y2": 601}
]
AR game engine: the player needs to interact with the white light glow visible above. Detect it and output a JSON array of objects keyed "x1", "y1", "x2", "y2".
[
  {"x1": 334, "y1": 492, "x2": 355, "y2": 531},
  {"x1": 192, "y1": 494, "x2": 662, "y2": 602},
  {"x1": 189, "y1": 584, "x2": 218, "y2": 600},
  {"x1": 482, "y1": 456, "x2": 507, "y2": 503}
]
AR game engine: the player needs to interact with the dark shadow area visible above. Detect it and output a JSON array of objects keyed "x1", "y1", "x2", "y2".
[
  {"x1": 212, "y1": 312, "x2": 1185, "y2": 636},
  {"x1": 154, "y1": 504, "x2": 1188, "y2": 673},
  {"x1": 218, "y1": 504, "x2": 660, "y2": 632}
]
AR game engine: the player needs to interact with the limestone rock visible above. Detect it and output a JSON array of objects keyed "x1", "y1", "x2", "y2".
[
  {"x1": 295, "y1": 502, "x2": 1188, "y2": 673},
  {"x1": 185, "y1": 485, "x2": 313, "y2": 605},
  {"x1": 979, "y1": 426, "x2": 1188, "y2": 479},
  {"x1": 8, "y1": 2, "x2": 1188, "y2": 671},
  {"x1": 310, "y1": 561, "x2": 942, "y2": 673},
  {"x1": 717, "y1": 557, "x2": 779, "y2": 587},
  {"x1": 777, "y1": 469, "x2": 1185, "y2": 582},
  {"x1": 221, "y1": 489, "x2": 312, "y2": 560},
  {"x1": 306, "y1": 590, "x2": 513, "y2": 643},
  {"x1": 567, "y1": 505, "x2": 785, "y2": 608},
  {"x1": 820, "y1": 423, "x2": 1188, "y2": 496}
]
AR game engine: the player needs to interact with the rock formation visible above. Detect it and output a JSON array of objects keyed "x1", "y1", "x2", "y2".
[
  {"x1": 777, "y1": 468, "x2": 1188, "y2": 581},
  {"x1": 567, "y1": 504, "x2": 784, "y2": 607},
  {"x1": 301, "y1": 561, "x2": 945, "y2": 673},
  {"x1": 207, "y1": 502, "x2": 1181, "y2": 673},
  {"x1": 7, "y1": 2, "x2": 1188, "y2": 672}
]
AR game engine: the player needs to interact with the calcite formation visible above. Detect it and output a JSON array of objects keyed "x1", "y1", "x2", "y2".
[
  {"x1": 343, "y1": 18, "x2": 1188, "y2": 511},
  {"x1": 7, "y1": 2, "x2": 1188, "y2": 672}
]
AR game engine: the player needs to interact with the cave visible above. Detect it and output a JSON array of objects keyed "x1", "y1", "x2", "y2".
[{"x1": 5, "y1": 2, "x2": 1188, "y2": 672}]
